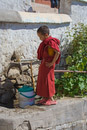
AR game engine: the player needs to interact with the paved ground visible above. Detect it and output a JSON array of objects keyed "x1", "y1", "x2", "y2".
[{"x1": 0, "y1": 97, "x2": 87, "y2": 130}]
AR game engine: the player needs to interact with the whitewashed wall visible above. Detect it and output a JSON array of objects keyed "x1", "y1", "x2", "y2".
[
  {"x1": 0, "y1": 23, "x2": 69, "y2": 73},
  {"x1": 71, "y1": 0, "x2": 87, "y2": 24},
  {"x1": 0, "y1": 0, "x2": 32, "y2": 12}
]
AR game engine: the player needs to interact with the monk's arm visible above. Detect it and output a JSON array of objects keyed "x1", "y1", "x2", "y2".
[
  {"x1": 46, "y1": 49, "x2": 60, "y2": 67},
  {"x1": 52, "y1": 50, "x2": 60, "y2": 64}
]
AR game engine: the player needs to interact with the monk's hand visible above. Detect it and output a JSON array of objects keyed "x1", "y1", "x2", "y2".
[{"x1": 45, "y1": 62, "x2": 53, "y2": 68}]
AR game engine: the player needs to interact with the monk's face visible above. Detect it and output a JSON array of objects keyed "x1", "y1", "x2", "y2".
[{"x1": 37, "y1": 32, "x2": 48, "y2": 41}]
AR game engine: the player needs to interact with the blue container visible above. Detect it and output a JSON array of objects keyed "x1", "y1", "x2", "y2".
[{"x1": 18, "y1": 85, "x2": 36, "y2": 108}]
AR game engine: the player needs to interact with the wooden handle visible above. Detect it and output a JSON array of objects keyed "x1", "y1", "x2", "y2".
[{"x1": 30, "y1": 62, "x2": 36, "y2": 92}]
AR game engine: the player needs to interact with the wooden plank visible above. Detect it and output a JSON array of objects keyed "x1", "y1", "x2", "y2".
[{"x1": 54, "y1": 70, "x2": 87, "y2": 73}]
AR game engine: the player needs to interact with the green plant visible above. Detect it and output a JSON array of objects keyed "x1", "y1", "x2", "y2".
[{"x1": 55, "y1": 23, "x2": 87, "y2": 97}]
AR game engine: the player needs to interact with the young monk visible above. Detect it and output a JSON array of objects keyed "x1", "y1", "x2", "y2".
[{"x1": 36, "y1": 25, "x2": 60, "y2": 105}]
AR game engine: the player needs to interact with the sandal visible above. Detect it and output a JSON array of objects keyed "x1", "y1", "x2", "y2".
[
  {"x1": 36, "y1": 98, "x2": 47, "y2": 105},
  {"x1": 42, "y1": 99, "x2": 57, "y2": 106}
]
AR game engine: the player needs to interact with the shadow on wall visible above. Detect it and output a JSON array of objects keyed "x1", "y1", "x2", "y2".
[
  {"x1": 0, "y1": 23, "x2": 70, "y2": 30},
  {"x1": 72, "y1": 0, "x2": 87, "y2": 6}
]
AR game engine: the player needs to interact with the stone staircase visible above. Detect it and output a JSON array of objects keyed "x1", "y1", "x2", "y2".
[{"x1": 31, "y1": 2, "x2": 58, "y2": 13}]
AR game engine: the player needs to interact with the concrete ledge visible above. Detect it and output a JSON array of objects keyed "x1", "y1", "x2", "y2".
[
  {"x1": 0, "y1": 10, "x2": 22, "y2": 23},
  {"x1": 0, "y1": 98, "x2": 87, "y2": 130},
  {"x1": 0, "y1": 10, "x2": 72, "y2": 24}
]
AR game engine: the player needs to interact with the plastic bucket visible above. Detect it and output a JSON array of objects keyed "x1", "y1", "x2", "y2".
[{"x1": 18, "y1": 85, "x2": 36, "y2": 108}]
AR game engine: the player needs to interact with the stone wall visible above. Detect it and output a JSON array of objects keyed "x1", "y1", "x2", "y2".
[
  {"x1": 71, "y1": 0, "x2": 87, "y2": 24},
  {"x1": 0, "y1": 0, "x2": 32, "y2": 12},
  {"x1": 0, "y1": 22, "x2": 69, "y2": 74}
]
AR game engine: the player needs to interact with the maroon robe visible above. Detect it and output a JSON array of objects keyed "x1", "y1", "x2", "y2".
[{"x1": 36, "y1": 36, "x2": 60, "y2": 98}]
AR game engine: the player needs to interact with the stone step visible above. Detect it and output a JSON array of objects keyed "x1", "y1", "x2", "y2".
[{"x1": 31, "y1": 2, "x2": 58, "y2": 13}]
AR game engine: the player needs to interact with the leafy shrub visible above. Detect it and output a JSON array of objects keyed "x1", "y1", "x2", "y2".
[{"x1": 55, "y1": 23, "x2": 87, "y2": 97}]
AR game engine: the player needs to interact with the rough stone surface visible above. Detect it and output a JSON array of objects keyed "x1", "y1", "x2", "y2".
[
  {"x1": 0, "y1": 75, "x2": 6, "y2": 81},
  {"x1": 0, "y1": 98, "x2": 87, "y2": 130},
  {"x1": 0, "y1": 0, "x2": 32, "y2": 12},
  {"x1": 71, "y1": 0, "x2": 87, "y2": 24},
  {"x1": 60, "y1": 0, "x2": 71, "y2": 15},
  {"x1": 8, "y1": 68, "x2": 20, "y2": 79}
]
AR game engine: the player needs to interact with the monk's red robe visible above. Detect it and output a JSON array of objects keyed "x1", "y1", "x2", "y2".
[{"x1": 36, "y1": 36, "x2": 60, "y2": 98}]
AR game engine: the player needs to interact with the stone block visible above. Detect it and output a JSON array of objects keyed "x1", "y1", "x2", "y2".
[
  {"x1": 0, "y1": 85, "x2": 87, "y2": 130},
  {"x1": 52, "y1": 99, "x2": 84, "y2": 126},
  {"x1": 72, "y1": 120, "x2": 86, "y2": 130},
  {"x1": 0, "y1": 75, "x2": 6, "y2": 81},
  {"x1": 8, "y1": 68, "x2": 20, "y2": 79},
  {"x1": 21, "y1": 65, "x2": 29, "y2": 72}
]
